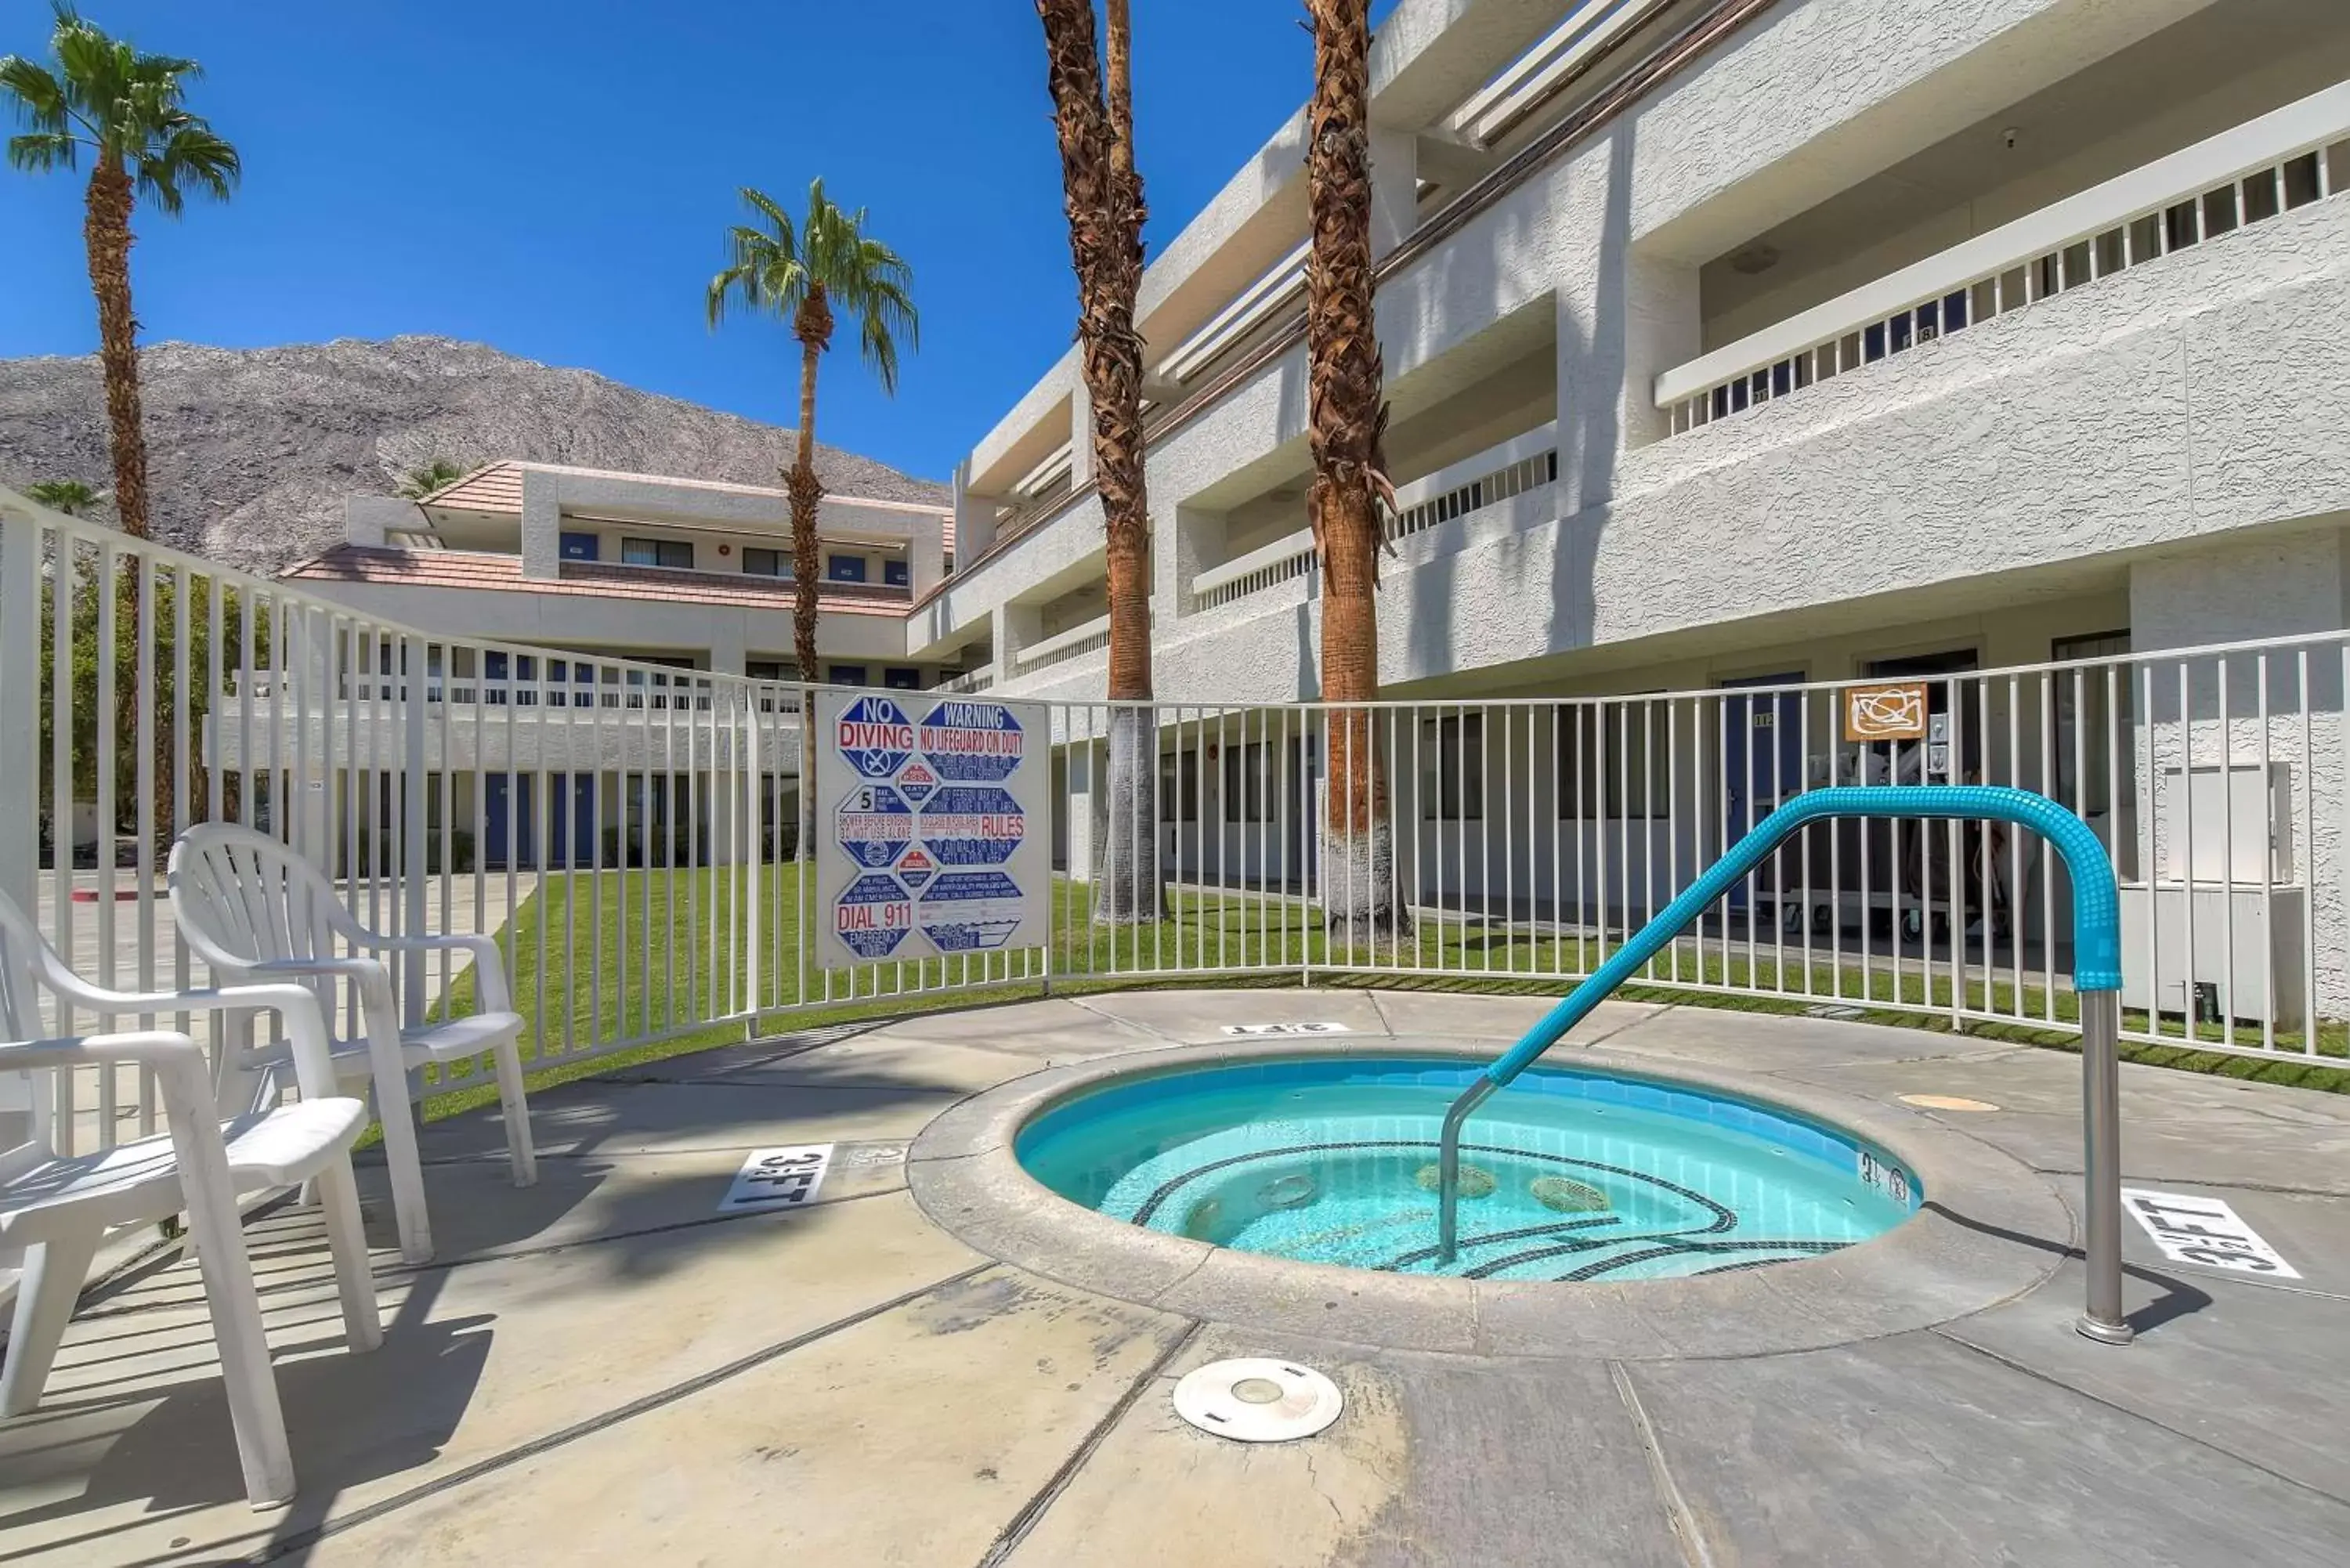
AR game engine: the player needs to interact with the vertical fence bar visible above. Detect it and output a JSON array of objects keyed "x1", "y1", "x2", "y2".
[
  {"x1": 2256, "y1": 654, "x2": 2274, "y2": 1055},
  {"x1": 2219, "y1": 657, "x2": 2237, "y2": 1043},
  {"x1": 0, "y1": 505, "x2": 38, "y2": 972},
  {"x1": 2039, "y1": 670, "x2": 2058, "y2": 1025},
  {"x1": 2179, "y1": 660, "x2": 2198, "y2": 1044},
  {"x1": 49, "y1": 532, "x2": 78, "y2": 1072},
  {"x1": 2298, "y1": 649, "x2": 2316, "y2": 1057},
  {"x1": 133, "y1": 556, "x2": 158, "y2": 1129},
  {"x1": 2139, "y1": 663, "x2": 2161, "y2": 1041},
  {"x1": 170, "y1": 564, "x2": 192, "y2": 1055},
  {"x1": 94, "y1": 544, "x2": 118, "y2": 1146}
]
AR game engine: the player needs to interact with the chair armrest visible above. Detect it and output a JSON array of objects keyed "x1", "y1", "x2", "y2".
[
  {"x1": 205, "y1": 983, "x2": 345, "y2": 1104},
  {"x1": 245, "y1": 955, "x2": 392, "y2": 988},
  {"x1": 244, "y1": 956, "x2": 400, "y2": 1032},
  {"x1": 0, "y1": 1028, "x2": 208, "y2": 1075},
  {"x1": 41, "y1": 977, "x2": 346, "y2": 1105},
  {"x1": 366, "y1": 933, "x2": 512, "y2": 1013}
]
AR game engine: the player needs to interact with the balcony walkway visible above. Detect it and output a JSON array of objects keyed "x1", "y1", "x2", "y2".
[{"x1": 5, "y1": 990, "x2": 2348, "y2": 1566}]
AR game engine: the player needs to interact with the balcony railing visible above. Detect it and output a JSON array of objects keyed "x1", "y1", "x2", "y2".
[
  {"x1": 1013, "y1": 614, "x2": 1113, "y2": 675},
  {"x1": 937, "y1": 665, "x2": 997, "y2": 695},
  {"x1": 1658, "y1": 81, "x2": 2350, "y2": 435},
  {"x1": 1188, "y1": 425, "x2": 1560, "y2": 614}
]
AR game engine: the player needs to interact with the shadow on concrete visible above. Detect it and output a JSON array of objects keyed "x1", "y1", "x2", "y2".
[
  {"x1": 1924, "y1": 1198, "x2": 2214, "y2": 1334},
  {"x1": 0, "y1": 1258, "x2": 487, "y2": 1566},
  {"x1": 1, "y1": 1021, "x2": 954, "y2": 1562}
]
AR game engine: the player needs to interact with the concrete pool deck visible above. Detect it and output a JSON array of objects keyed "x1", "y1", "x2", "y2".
[{"x1": 6, "y1": 988, "x2": 2348, "y2": 1565}]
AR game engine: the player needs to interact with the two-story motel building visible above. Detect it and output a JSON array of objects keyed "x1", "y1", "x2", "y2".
[{"x1": 295, "y1": 0, "x2": 2350, "y2": 1006}]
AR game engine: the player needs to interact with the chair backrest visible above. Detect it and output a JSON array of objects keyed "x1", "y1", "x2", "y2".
[
  {"x1": 0, "y1": 889, "x2": 52, "y2": 1046},
  {"x1": 169, "y1": 825, "x2": 347, "y2": 977},
  {"x1": 0, "y1": 888, "x2": 81, "y2": 1146}
]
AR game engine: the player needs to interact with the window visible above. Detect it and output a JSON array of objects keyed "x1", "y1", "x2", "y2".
[
  {"x1": 2052, "y1": 631, "x2": 2131, "y2": 817},
  {"x1": 884, "y1": 667, "x2": 922, "y2": 690},
  {"x1": 884, "y1": 558, "x2": 911, "y2": 587},
  {"x1": 483, "y1": 652, "x2": 540, "y2": 706},
  {"x1": 559, "y1": 531, "x2": 599, "y2": 562},
  {"x1": 746, "y1": 659, "x2": 797, "y2": 681},
  {"x1": 543, "y1": 657, "x2": 594, "y2": 706},
  {"x1": 1160, "y1": 749, "x2": 1200, "y2": 822},
  {"x1": 621, "y1": 537, "x2": 692, "y2": 570},
  {"x1": 1420, "y1": 715, "x2": 1484, "y2": 821},
  {"x1": 1557, "y1": 703, "x2": 1670, "y2": 818},
  {"x1": 743, "y1": 547, "x2": 791, "y2": 578},
  {"x1": 1224, "y1": 742, "x2": 1274, "y2": 822},
  {"x1": 827, "y1": 555, "x2": 868, "y2": 583},
  {"x1": 829, "y1": 663, "x2": 869, "y2": 687}
]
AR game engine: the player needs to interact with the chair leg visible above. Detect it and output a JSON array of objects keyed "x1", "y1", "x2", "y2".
[
  {"x1": 313, "y1": 1154, "x2": 383, "y2": 1353},
  {"x1": 179, "y1": 1159, "x2": 296, "y2": 1508},
  {"x1": 356, "y1": 1044, "x2": 436, "y2": 1266},
  {"x1": 0, "y1": 1231, "x2": 102, "y2": 1418},
  {"x1": 491, "y1": 1039, "x2": 538, "y2": 1189}
]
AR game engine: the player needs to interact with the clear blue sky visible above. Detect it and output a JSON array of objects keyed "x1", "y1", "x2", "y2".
[{"x1": 0, "y1": 0, "x2": 1401, "y2": 483}]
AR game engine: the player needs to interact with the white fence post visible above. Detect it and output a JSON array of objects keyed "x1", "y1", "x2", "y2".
[
  {"x1": 742, "y1": 683, "x2": 761, "y2": 1024},
  {"x1": 0, "y1": 503, "x2": 37, "y2": 912},
  {"x1": 403, "y1": 630, "x2": 431, "y2": 1018},
  {"x1": 0, "y1": 504, "x2": 39, "y2": 1145}
]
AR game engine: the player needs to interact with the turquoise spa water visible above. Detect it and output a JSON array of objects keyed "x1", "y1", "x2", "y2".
[{"x1": 1017, "y1": 1057, "x2": 1920, "y2": 1283}]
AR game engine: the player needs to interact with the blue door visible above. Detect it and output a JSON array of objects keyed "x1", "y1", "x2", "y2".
[
  {"x1": 486, "y1": 774, "x2": 535, "y2": 869},
  {"x1": 548, "y1": 774, "x2": 598, "y2": 868},
  {"x1": 1720, "y1": 674, "x2": 1805, "y2": 910}
]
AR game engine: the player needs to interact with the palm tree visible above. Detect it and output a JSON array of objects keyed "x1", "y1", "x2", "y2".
[
  {"x1": 1303, "y1": 0, "x2": 1407, "y2": 942},
  {"x1": 1037, "y1": 0, "x2": 1162, "y2": 923},
  {"x1": 24, "y1": 478, "x2": 97, "y2": 515},
  {"x1": 397, "y1": 459, "x2": 468, "y2": 500},
  {"x1": 706, "y1": 180, "x2": 918, "y2": 688},
  {"x1": 3, "y1": 5, "x2": 239, "y2": 542}
]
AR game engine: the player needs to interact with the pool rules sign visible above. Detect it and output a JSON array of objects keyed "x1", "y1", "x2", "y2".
[{"x1": 814, "y1": 692, "x2": 1050, "y2": 966}]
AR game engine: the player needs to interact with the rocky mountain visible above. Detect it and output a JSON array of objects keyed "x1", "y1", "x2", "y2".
[{"x1": 0, "y1": 334, "x2": 948, "y2": 576}]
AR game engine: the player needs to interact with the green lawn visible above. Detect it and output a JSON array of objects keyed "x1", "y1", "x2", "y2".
[{"x1": 417, "y1": 860, "x2": 2349, "y2": 1122}]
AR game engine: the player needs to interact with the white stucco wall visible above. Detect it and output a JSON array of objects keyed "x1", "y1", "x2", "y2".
[{"x1": 992, "y1": 191, "x2": 2350, "y2": 710}]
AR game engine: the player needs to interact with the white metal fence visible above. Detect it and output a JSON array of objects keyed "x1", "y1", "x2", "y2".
[{"x1": 4, "y1": 489, "x2": 2344, "y2": 1162}]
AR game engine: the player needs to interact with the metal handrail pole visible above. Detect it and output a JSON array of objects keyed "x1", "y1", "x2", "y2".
[
  {"x1": 1432, "y1": 786, "x2": 2126, "y2": 1355},
  {"x1": 1437, "y1": 1078, "x2": 1499, "y2": 1264},
  {"x1": 2077, "y1": 988, "x2": 2132, "y2": 1344}
]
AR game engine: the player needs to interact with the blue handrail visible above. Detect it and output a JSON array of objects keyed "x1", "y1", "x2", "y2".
[{"x1": 1435, "y1": 786, "x2": 2125, "y2": 1277}]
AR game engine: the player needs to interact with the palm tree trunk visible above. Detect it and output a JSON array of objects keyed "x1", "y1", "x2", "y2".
[
  {"x1": 789, "y1": 288, "x2": 832, "y2": 850},
  {"x1": 1106, "y1": 0, "x2": 1144, "y2": 251},
  {"x1": 1039, "y1": 0, "x2": 1162, "y2": 924},
  {"x1": 83, "y1": 157, "x2": 150, "y2": 541},
  {"x1": 85, "y1": 155, "x2": 162, "y2": 844},
  {"x1": 1305, "y1": 0, "x2": 1406, "y2": 943}
]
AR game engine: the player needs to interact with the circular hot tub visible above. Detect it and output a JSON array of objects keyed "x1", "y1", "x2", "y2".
[
  {"x1": 1015, "y1": 1055, "x2": 1920, "y2": 1283},
  {"x1": 909, "y1": 1034, "x2": 2066, "y2": 1357}
]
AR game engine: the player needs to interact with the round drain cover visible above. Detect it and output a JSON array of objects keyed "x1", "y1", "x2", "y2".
[{"x1": 1173, "y1": 1358, "x2": 1343, "y2": 1443}]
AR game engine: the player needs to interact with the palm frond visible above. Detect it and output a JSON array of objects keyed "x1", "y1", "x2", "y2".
[
  {"x1": 739, "y1": 186, "x2": 797, "y2": 258},
  {"x1": 706, "y1": 177, "x2": 917, "y2": 393},
  {"x1": 5, "y1": 128, "x2": 77, "y2": 172},
  {"x1": 0, "y1": 55, "x2": 71, "y2": 135},
  {"x1": 706, "y1": 262, "x2": 754, "y2": 327},
  {"x1": 859, "y1": 309, "x2": 901, "y2": 396},
  {"x1": 143, "y1": 122, "x2": 238, "y2": 214},
  {"x1": 17, "y1": 8, "x2": 237, "y2": 213}
]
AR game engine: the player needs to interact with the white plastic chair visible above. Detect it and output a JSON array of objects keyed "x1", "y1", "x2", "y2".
[
  {"x1": 0, "y1": 890, "x2": 381, "y2": 1508},
  {"x1": 168, "y1": 824, "x2": 537, "y2": 1265}
]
